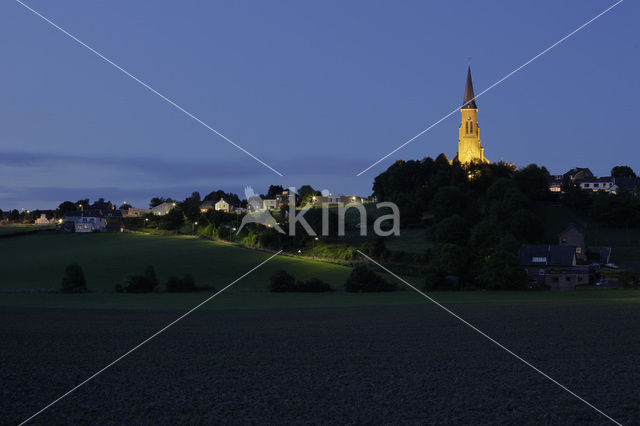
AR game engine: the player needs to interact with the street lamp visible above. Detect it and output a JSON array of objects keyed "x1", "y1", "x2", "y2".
[
  {"x1": 313, "y1": 236, "x2": 318, "y2": 260},
  {"x1": 230, "y1": 227, "x2": 237, "y2": 241},
  {"x1": 297, "y1": 249, "x2": 302, "y2": 255},
  {"x1": 144, "y1": 218, "x2": 149, "y2": 229},
  {"x1": 193, "y1": 221, "x2": 198, "y2": 233}
]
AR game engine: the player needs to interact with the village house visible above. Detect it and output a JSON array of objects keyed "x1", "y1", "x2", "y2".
[
  {"x1": 199, "y1": 200, "x2": 215, "y2": 213},
  {"x1": 214, "y1": 198, "x2": 232, "y2": 213},
  {"x1": 558, "y1": 224, "x2": 586, "y2": 261},
  {"x1": 151, "y1": 202, "x2": 175, "y2": 216},
  {"x1": 519, "y1": 244, "x2": 592, "y2": 290},
  {"x1": 64, "y1": 211, "x2": 108, "y2": 233},
  {"x1": 262, "y1": 199, "x2": 277, "y2": 210},
  {"x1": 34, "y1": 214, "x2": 55, "y2": 224},
  {"x1": 275, "y1": 189, "x2": 298, "y2": 208}
]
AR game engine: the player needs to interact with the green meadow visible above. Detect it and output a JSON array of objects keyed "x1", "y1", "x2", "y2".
[
  {"x1": 0, "y1": 232, "x2": 352, "y2": 292},
  {"x1": 2, "y1": 231, "x2": 639, "y2": 311}
]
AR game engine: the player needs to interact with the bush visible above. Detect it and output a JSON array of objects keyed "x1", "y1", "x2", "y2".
[
  {"x1": 345, "y1": 265, "x2": 396, "y2": 292},
  {"x1": 118, "y1": 265, "x2": 159, "y2": 293},
  {"x1": 296, "y1": 278, "x2": 332, "y2": 292},
  {"x1": 166, "y1": 274, "x2": 199, "y2": 292},
  {"x1": 268, "y1": 270, "x2": 296, "y2": 292},
  {"x1": 60, "y1": 263, "x2": 87, "y2": 293}
]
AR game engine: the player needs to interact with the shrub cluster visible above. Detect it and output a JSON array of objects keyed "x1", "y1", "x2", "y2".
[
  {"x1": 268, "y1": 270, "x2": 332, "y2": 293},
  {"x1": 344, "y1": 265, "x2": 397, "y2": 292},
  {"x1": 60, "y1": 263, "x2": 88, "y2": 293},
  {"x1": 115, "y1": 266, "x2": 214, "y2": 293}
]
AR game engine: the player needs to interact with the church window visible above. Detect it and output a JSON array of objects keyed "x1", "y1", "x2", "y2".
[
  {"x1": 465, "y1": 122, "x2": 469, "y2": 133},
  {"x1": 470, "y1": 122, "x2": 473, "y2": 133}
]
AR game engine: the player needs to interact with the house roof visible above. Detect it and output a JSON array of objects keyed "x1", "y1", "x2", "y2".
[
  {"x1": 462, "y1": 66, "x2": 477, "y2": 109},
  {"x1": 563, "y1": 168, "x2": 593, "y2": 181},
  {"x1": 575, "y1": 176, "x2": 613, "y2": 184},
  {"x1": 519, "y1": 244, "x2": 576, "y2": 266},
  {"x1": 559, "y1": 223, "x2": 585, "y2": 237}
]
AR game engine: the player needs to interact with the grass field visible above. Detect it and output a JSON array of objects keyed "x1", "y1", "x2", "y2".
[
  {"x1": 0, "y1": 224, "x2": 55, "y2": 236},
  {"x1": 0, "y1": 232, "x2": 354, "y2": 292}
]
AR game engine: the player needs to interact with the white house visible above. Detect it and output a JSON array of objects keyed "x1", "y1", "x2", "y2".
[
  {"x1": 215, "y1": 198, "x2": 232, "y2": 212},
  {"x1": 64, "y1": 214, "x2": 107, "y2": 232},
  {"x1": 151, "y1": 202, "x2": 175, "y2": 216},
  {"x1": 577, "y1": 177, "x2": 614, "y2": 192},
  {"x1": 310, "y1": 195, "x2": 368, "y2": 206},
  {"x1": 262, "y1": 199, "x2": 277, "y2": 210},
  {"x1": 34, "y1": 214, "x2": 55, "y2": 224}
]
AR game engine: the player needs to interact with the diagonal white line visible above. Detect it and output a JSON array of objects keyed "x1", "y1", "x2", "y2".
[
  {"x1": 356, "y1": 0, "x2": 624, "y2": 176},
  {"x1": 15, "y1": 0, "x2": 284, "y2": 177},
  {"x1": 356, "y1": 250, "x2": 621, "y2": 425},
  {"x1": 19, "y1": 250, "x2": 283, "y2": 425}
]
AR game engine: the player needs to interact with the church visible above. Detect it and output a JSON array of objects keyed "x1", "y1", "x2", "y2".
[{"x1": 453, "y1": 67, "x2": 489, "y2": 164}]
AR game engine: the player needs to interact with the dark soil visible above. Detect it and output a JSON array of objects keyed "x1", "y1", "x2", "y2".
[{"x1": 1, "y1": 301, "x2": 638, "y2": 425}]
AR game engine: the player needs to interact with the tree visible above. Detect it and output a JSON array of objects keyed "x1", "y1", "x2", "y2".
[
  {"x1": 434, "y1": 214, "x2": 469, "y2": 245},
  {"x1": 477, "y1": 251, "x2": 526, "y2": 290},
  {"x1": 611, "y1": 166, "x2": 636, "y2": 178},
  {"x1": 60, "y1": 264, "x2": 87, "y2": 293},
  {"x1": 514, "y1": 164, "x2": 551, "y2": 201},
  {"x1": 180, "y1": 192, "x2": 202, "y2": 222},
  {"x1": 431, "y1": 186, "x2": 475, "y2": 222},
  {"x1": 298, "y1": 185, "x2": 320, "y2": 206},
  {"x1": 268, "y1": 270, "x2": 296, "y2": 292},
  {"x1": 57, "y1": 201, "x2": 77, "y2": 216},
  {"x1": 344, "y1": 265, "x2": 396, "y2": 292},
  {"x1": 119, "y1": 265, "x2": 158, "y2": 293},
  {"x1": 508, "y1": 209, "x2": 544, "y2": 243},
  {"x1": 266, "y1": 185, "x2": 284, "y2": 199},
  {"x1": 149, "y1": 197, "x2": 173, "y2": 208},
  {"x1": 162, "y1": 207, "x2": 184, "y2": 230},
  {"x1": 8, "y1": 209, "x2": 20, "y2": 221},
  {"x1": 437, "y1": 243, "x2": 468, "y2": 277}
]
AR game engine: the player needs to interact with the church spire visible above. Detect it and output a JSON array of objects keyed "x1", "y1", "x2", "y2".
[{"x1": 462, "y1": 66, "x2": 477, "y2": 109}]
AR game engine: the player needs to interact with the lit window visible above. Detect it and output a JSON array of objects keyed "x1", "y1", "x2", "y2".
[
  {"x1": 84, "y1": 225, "x2": 88, "y2": 229},
  {"x1": 532, "y1": 257, "x2": 547, "y2": 263}
]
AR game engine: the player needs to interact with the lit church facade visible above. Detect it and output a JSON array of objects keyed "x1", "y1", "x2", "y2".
[{"x1": 453, "y1": 67, "x2": 489, "y2": 164}]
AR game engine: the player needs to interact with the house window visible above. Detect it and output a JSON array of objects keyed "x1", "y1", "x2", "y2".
[
  {"x1": 565, "y1": 276, "x2": 571, "y2": 282},
  {"x1": 84, "y1": 225, "x2": 89, "y2": 229},
  {"x1": 577, "y1": 276, "x2": 583, "y2": 282},
  {"x1": 77, "y1": 225, "x2": 81, "y2": 229},
  {"x1": 594, "y1": 183, "x2": 599, "y2": 188},
  {"x1": 584, "y1": 183, "x2": 590, "y2": 188},
  {"x1": 552, "y1": 277, "x2": 559, "y2": 282},
  {"x1": 532, "y1": 257, "x2": 547, "y2": 263},
  {"x1": 561, "y1": 237, "x2": 567, "y2": 243}
]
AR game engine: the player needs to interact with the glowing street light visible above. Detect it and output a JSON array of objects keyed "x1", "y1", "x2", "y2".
[{"x1": 313, "y1": 236, "x2": 319, "y2": 259}]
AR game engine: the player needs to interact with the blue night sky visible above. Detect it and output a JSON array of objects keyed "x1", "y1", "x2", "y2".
[{"x1": 1, "y1": 0, "x2": 638, "y2": 209}]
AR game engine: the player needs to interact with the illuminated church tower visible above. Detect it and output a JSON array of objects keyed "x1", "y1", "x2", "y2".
[{"x1": 454, "y1": 66, "x2": 488, "y2": 164}]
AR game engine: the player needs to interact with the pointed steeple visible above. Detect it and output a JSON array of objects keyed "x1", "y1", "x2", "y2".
[{"x1": 462, "y1": 66, "x2": 477, "y2": 109}]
